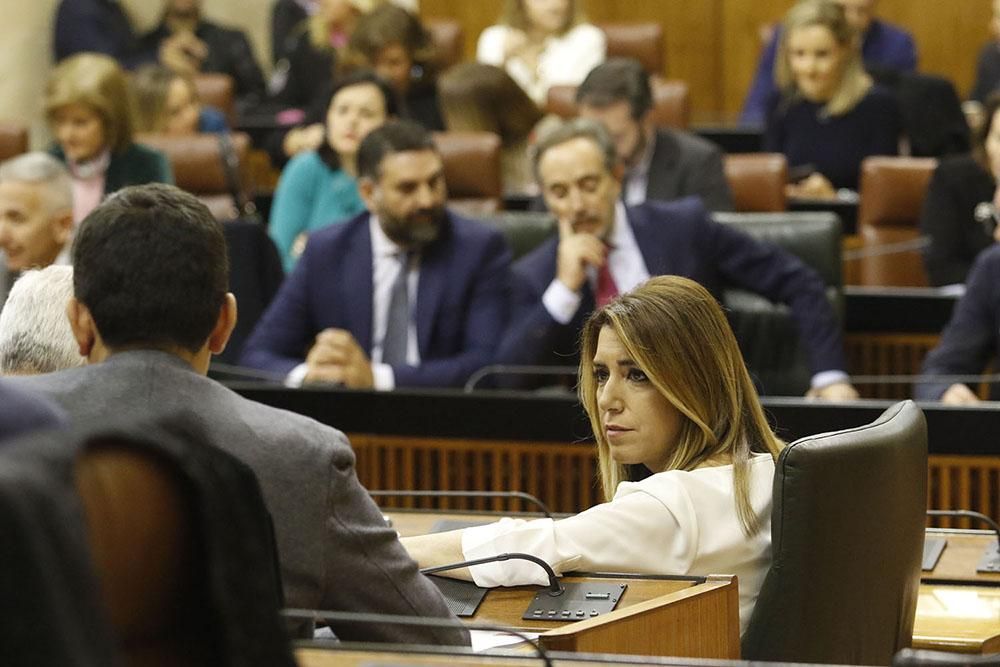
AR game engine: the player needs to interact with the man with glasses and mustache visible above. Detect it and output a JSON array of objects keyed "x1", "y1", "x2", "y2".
[{"x1": 242, "y1": 120, "x2": 512, "y2": 389}]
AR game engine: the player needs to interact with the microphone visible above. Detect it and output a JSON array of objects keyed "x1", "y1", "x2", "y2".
[
  {"x1": 926, "y1": 509, "x2": 1000, "y2": 573},
  {"x1": 421, "y1": 552, "x2": 564, "y2": 597},
  {"x1": 368, "y1": 489, "x2": 554, "y2": 518},
  {"x1": 463, "y1": 365, "x2": 577, "y2": 392},
  {"x1": 283, "y1": 609, "x2": 553, "y2": 667}
]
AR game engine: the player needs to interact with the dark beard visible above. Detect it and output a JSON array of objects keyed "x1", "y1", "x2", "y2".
[{"x1": 378, "y1": 207, "x2": 445, "y2": 248}]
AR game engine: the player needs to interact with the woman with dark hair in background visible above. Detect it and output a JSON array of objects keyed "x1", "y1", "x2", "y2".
[
  {"x1": 268, "y1": 71, "x2": 396, "y2": 271},
  {"x1": 343, "y1": 3, "x2": 444, "y2": 131},
  {"x1": 920, "y1": 94, "x2": 1000, "y2": 286}
]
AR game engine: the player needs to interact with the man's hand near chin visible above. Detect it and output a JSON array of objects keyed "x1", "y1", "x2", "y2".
[
  {"x1": 303, "y1": 328, "x2": 375, "y2": 389},
  {"x1": 806, "y1": 381, "x2": 860, "y2": 401}
]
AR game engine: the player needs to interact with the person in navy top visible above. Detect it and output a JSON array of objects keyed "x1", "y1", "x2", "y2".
[
  {"x1": 762, "y1": 0, "x2": 901, "y2": 197},
  {"x1": 742, "y1": 0, "x2": 916, "y2": 126}
]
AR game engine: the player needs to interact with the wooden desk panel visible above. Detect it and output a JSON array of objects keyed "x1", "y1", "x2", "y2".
[
  {"x1": 913, "y1": 584, "x2": 1000, "y2": 654},
  {"x1": 924, "y1": 530, "x2": 1000, "y2": 586}
]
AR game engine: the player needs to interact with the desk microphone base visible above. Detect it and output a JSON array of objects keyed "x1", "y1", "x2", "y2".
[{"x1": 523, "y1": 582, "x2": 626, "y2": 621}]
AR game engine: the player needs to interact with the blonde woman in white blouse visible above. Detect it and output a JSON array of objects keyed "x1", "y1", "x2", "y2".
[
  {"x1": 476, "y1": 0, "x2": 606, "y2": 106},
  {"x1": 403, "y1": 276, "x2": 785, "y2": 633}
]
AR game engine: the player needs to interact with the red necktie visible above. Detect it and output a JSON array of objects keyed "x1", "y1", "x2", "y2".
[{"x1": 596, "y1": 260, "x2": 618, "y2": 307}]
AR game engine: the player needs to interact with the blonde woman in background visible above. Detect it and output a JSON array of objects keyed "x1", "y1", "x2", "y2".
[
  {"x1": 45, "y1": 53, "x2": 173, "y2": 223},
  {"x1": 403, "y1": 275, "x2": 784, "y2": 634},
  {"x1": 763, "y1": 0, "x2": 900, "y2": 198},
  {"x1": 476, "y1": 0, "x2": 606, "y2": 106},
  {"x1": 131, "y1": 64, "x2": 228, "y2": 135}
]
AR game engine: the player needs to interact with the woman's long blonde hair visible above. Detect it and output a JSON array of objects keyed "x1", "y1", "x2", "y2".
[
  {"x1": 578, "y1": 276, "x2": 784, "y2": 536},
  {"x1": 774, "y1": 0, "x2": 872, "y2": 117}
]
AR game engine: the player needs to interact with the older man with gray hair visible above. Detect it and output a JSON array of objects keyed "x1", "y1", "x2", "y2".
[
  {"x1": 0, "y1": 153, "x2": 74, "y2": 310},
  {"x1": 0, "y1": 266, "x2": 82, "y2": 375}
]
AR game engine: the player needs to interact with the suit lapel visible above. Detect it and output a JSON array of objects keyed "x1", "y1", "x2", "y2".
[
  {"x1": 344, "y1": 220, "x2": 375, "y2": 353},
  {"x1": 413, "y1": 220, "x2": 452, "y2": 358},
  {"x1": 627, "y1": 207, "x2": 666, "y2": 273},
  {"x1": 644, "y1": 130, "x2": 679, "y2": 203}
]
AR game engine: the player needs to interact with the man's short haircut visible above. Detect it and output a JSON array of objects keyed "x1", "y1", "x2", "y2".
[
  {"x1": 71, "y1": 183, "x2": 229, "y2": 354},
  {"x1": 0, "y1": 152, "x2": 73, "y2": 215},
  {"x1": 0, "y1": 266, "x2": 83, "y2": 375},
  {"x1": 356, "y1": 119, "x2": 437, "y2": 182},
  {"x1": 531, "y1": 117, "x2": 618, "y2": 181},
  {"x1": 575, "y1": 58, "x2": 653, "y2": 120}
]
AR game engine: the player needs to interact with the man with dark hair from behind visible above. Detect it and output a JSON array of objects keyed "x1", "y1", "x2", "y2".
[
  {"x1": 575, "y1": 58, "x2": 734, "y2": 213},
  {"x1": 10, "y1": 183, "x2": 468, "y2": 646},
  {"x1": 241, "y1": 119, "x2": 511, "y2": 389}
]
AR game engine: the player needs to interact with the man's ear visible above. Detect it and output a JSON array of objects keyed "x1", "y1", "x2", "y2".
[
  {"x1": 357, "y1": 176, "x2": 378, "y2": 211},
  {"x1": 207, "y1": 293, "x2": 238, "y2": 355},
  {"x1": 66, "y1": 297, "x2": 96, "y2": 358},
  {"x1": 52, "y1": 209, "x2": 74, "y2": 246}
]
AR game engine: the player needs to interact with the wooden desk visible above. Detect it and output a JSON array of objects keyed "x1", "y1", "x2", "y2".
[
  {"x1": 386, "y1": 511, "x2": 740, "y2": 659},
  {"x1": 913, "y1": 584, "x2": 1000, "y2": 654},
  {"x1": 912, "y1": 530, "x2": 1000, "y2": 653},
  {"x1": 297, "y1": 647, "x2": 745, "y2": 667}
]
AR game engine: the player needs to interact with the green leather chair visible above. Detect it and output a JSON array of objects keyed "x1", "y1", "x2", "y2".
[
  {"x1": 715, "y1": 211, "x2": 843, "y2": 396},
  {"x1": 742, "y1": 400, "x2": 927, "y2": 664}
]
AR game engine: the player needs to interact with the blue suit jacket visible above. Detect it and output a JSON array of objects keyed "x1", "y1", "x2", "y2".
[
  {"x1": 0, "y1": 380, "x2": 65, "y2": 445},
  {"x1": 241, "y1": 210, "x2": 511, "y2": 388},
  {"x1": 916, "y1": 245, "x2": 1000, "y2": 401},
  {"x1": 497, "y1": 197, "x2": 846, "y2": 376}
]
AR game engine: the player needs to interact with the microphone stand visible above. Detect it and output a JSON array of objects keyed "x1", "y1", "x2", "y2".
[{"x1": 421, "y1": 552, "x2": 564, "y2": 596}]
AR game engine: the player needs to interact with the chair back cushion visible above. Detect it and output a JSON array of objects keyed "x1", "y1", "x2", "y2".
[
  {"x1": 424, "y1": 17, "x2": 465, "y2": 69},
  {"x1": 136, "y1": 132, "x2": 253, "y2": 220},
  {"x1": 723, "y1": 153, "x2": 788, "y2": 213},
  {"x1": 546, "y1": 77, "x2": 689, "y2": 130},
  {"x1": 0, "y1": 122, "x2": 28, "y2": 162},
  {"x1": 855, "y1": 156, "x2": 937, "y2": 287},
  {"x1": 193, "y1": 73, "x2": 236, "y2": 126},
  {"x1": 715, "y1": 211, "x2": 841, "y2": 395},
  {"x1": 598, "y1": 22, "x2": 664, "y2": 74},
  {"x1": 475, "y1": 211, "x2": 556, "y2": 259},
  {"x1": 433, "y1": 131, "x2": 502, "y2": 214},
  {"x1": 742, "y1": 400, "x2": 928, "y2": 665}
]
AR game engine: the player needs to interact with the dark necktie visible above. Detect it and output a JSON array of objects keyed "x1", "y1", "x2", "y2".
[
  {"x1": 382, "y1": 252, "x2": 410, "y2": 366},
  {"x1": 595, "y1": 248, "x2": 618, "y2": 308}
]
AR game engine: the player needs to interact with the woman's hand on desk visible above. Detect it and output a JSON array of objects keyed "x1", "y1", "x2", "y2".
[{"x1": 785, "y1": 172, "x2": 837, "y2": 199}]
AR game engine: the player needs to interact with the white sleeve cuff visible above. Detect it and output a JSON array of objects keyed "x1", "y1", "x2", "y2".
[
  {"x1": 541, "y1": 279, "x2": 583, "y2": 325},
  {"x1": 810, "y1": 370, "x2": 850, "y2": 390},
  {"x1": 372, "y1": 363, "x2": 396, "y2": 391},
  {"x1": 285, "y1": 363, "x2": 309, "y2": 388}
]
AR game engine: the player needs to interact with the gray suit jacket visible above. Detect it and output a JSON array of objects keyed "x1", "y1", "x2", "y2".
[
  {"x1": 645, "y1": 128, "x2": 734, "y2": 213},
  {"x1": 12, "y1": 350, "x2": 468, "y2": 646}
]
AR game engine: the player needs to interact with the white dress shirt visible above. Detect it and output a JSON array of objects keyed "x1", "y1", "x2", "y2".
[{"x1": 285, "y1": 216, "x2": 421, "y2": 390}]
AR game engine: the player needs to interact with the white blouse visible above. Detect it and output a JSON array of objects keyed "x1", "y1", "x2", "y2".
[
  {"x1": 476, "y1": 23, "x2": 607, "y2": 105},
  {"x1": 461, "y1": 453, "x2": 776, "y2": 633}
]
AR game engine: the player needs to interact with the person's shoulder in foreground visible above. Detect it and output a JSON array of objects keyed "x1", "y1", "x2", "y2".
[{"x1": 0, "y1": 379, "x2": 66, "y2": 445}]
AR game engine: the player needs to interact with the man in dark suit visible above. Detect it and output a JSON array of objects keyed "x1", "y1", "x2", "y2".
[
  {"x1": 10, "y1": 183, "x2": 468, "y2": 646},
  {"x1": 241, "y1": 120, "x2": 511, "y2": 389},
  {"x1": 575, "y1": 58, "x2": 734, "y2": 212},
  {"x1": 498, "y1": 118, "x2": 857, "y2": 400},
  {"x1": 916, "y1": 245, "x2": 1000, "y2": 404}
]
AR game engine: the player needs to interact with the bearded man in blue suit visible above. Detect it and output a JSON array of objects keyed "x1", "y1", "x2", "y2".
[
  {"x1": 242, "y1": 120, "x2": 511, "y2": 389},
  {"x1": 498, "y1": 118, "x2": 857, "y2": 400}
]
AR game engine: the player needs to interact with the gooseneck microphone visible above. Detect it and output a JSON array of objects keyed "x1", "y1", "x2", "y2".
[
  {"x1": 422, "y1": 552, "x2": 564, "y2": 596},
  {"x1": 369, "y1": 489, "x2": 554, "y2": 518}
]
